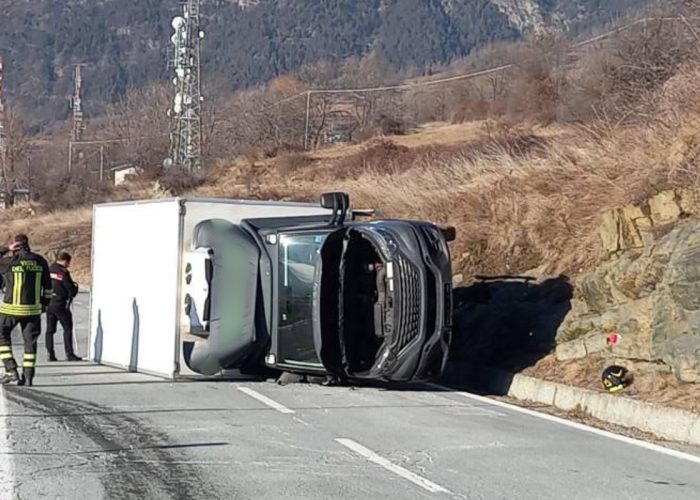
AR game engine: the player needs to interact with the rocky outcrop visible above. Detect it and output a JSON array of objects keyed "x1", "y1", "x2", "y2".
[
  {"x1": 488, "y1": 0, "x2": 547, "y2": 35},
  {"x1": 598, "y1": 190, "x2": 684, "y2": 255},
  {"x1": 449, "y1": 189, "x2": 700, "y2": 385},
  {"x1": 558, "y1": 190, "x2": 700, "y2": 382}
]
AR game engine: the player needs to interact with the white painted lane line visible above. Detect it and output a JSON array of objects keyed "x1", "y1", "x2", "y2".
[
  {"x1": 237, "y1": 386, "x2": 295, "y2": 414},
  {"x1": 0, "y1": 389, "x2": 15, "y2": 500},
  {"x1": 336, "y1": 438, "x2": 452, "y2": 495},
  {"x1": 429, "y1": 383, "x2": 700, "y2": 465}
]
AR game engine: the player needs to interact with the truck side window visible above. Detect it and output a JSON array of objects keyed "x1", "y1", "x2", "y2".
[{"x1": 277, "y1": 233, "x2": 327, "y2": 367}]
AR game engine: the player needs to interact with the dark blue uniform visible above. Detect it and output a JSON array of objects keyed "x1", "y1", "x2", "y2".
[{"x1": 46, "y1": 262, "x2": 80, "y2": 361}]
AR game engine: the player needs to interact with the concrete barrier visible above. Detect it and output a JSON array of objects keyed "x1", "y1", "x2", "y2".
[{"x1": 507, "y1": 373, "x2": 700, "y2": 445}]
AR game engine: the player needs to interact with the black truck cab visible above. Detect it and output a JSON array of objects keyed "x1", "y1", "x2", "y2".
[{"x1": 182, "y1": 193, "x2": 454, "y2": 383}]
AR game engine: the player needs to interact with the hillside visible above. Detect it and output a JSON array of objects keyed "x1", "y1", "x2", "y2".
[
  {"x1": 0, "y1": 0, "x2": 649, "y2": 127},
  {"x1": 6, "y1": 35, "x2": 700, "y2": 410}
]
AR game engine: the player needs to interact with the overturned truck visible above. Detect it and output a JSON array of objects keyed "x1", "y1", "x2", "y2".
[{"x1": 89, "y1": 194, "x2": 454, "y2": 383}]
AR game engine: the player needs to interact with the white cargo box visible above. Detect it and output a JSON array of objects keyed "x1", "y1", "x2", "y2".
[{"x1": 88, "y1": 197, "x2": 330, "y2": 378}]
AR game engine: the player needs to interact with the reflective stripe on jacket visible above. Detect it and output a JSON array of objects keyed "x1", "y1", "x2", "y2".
[{"x1": 0, "y1": 248, "x2": 51, "y2": 317}]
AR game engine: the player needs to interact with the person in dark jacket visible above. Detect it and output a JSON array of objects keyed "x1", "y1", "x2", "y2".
[
  {"x1": 0, "y1": 234, "x2": 52, "y2": 386},
  {"x1": 46, "y1": 252, "x2": 81, "y2": 362}
]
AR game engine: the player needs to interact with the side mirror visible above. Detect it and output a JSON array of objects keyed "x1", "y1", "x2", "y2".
[
  {"x1": 440, "y1": 226, "x2": 456, "y2": 243},
  {"x1": 320, "y1": 192, "x2": 349, "y2": 210},
  {"x1": 320, "y1": 192, "x2": 350, "y2": 225}
]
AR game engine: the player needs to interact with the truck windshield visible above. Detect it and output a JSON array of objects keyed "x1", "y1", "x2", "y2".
[{"x1": 277, "y1": 232, "x2": 328, "y2": 368}]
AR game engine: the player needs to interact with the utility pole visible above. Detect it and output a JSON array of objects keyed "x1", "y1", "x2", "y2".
[
  {"x1": 166, "y1": 0, "x2": 204, "y2": 172},
  {"x1": 71, "y1": 64, "x2": 86, "y2": 142},
  {"x1": 67, "y1": 63, "x2": 87, "y2": 174},
  {"x1": 0, "y1": 55, "x2": 6, "y2": 170},
  {"x1": 0, "y1": 55, "x2": 8, "y2": 206},
  {"x1": 304, "y1": 91, "x2": 311, "y2": 151},
  {"x1": 99, "y1": 145, "x2": 104, "y2": 182}
]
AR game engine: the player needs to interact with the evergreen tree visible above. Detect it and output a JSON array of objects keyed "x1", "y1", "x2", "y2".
[{"x1": 0, "y1": 0, "x2": 650, "y2": 127}]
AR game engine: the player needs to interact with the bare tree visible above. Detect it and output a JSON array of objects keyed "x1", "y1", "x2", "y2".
[
  {"x1": 100, "y1": 84, "x2": 171, "y2": 173},
  {"x1": 606, "y1": 17, "x2": 694, "y2": 112},
  {"x1": 208, "y1": 78, "x2": 309, "y2": 158},
  {"x1": 0, "y1": 107, "x2": 31, "y2": 204}
]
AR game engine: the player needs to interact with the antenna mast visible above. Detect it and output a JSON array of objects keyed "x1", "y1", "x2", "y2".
[
  {"x1": 166, "y1": 0, "x2": 204, "y2": 171},
  {"x1": 71, "y1": 64, "x2": 86, "y2": 142}
]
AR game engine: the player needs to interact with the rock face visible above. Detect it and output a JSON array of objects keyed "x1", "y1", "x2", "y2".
[
  {"x1": 449, "y1": 189, "x2": 700, "y2": 385},
  {"x1": 558, "y1": 190, "x2": 700, "y2": 382},
  {"x1": 598, "y1": 191, "x2": 684, "y2": 255}
]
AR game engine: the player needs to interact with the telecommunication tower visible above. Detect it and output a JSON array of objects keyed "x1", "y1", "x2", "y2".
[
  {"x1": 71, "y1": 64, "x2": 86, "y2": 142},
  {"x1": 166, "y1": 0, "x2": 204, "y2": 171}
]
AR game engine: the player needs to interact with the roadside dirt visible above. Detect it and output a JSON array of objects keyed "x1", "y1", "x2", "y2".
[{"x1": 523, "y1": 355, "x2": 700, "y2": 414}]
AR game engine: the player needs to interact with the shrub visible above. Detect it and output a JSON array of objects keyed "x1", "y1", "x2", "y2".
[{"x1": 156, "y1": 168, "x2": 208, "y2": 196}]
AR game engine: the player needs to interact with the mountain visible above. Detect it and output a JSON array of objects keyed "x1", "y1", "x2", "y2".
[{"x1": 0, "y1": 0, "x2": 650, "y2": 128}]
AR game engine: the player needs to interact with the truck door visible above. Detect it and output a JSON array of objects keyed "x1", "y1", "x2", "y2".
[{"x1": 274, "y1": 232, "x2": 328, "y2": 371}]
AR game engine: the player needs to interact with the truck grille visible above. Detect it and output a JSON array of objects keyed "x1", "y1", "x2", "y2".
[{"x1": 395, "y1": 256, "x2": 421, "y2": 352}]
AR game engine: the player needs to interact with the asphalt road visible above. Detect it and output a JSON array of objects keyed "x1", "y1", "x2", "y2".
[{"x1": 0, "y1": 293, "x2": 698, "y2": 500}]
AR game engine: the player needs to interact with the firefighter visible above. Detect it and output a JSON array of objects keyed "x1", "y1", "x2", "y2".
[
  {"x1": 46, "y1": 252, "x2": 81, "y2": 362},
  {"x1": 0, "y1": 234, "x2": 52, "y2": 386}
]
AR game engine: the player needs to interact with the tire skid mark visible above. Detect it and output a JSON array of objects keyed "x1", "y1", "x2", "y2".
[{"x1": 4, "y1": 388, "x2": 227, "y2": 500}]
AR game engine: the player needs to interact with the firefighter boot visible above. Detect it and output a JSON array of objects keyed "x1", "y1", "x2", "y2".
[
  {"x1": 19, "y1": 369, "x2": 34, "y2": 387},
  {"x1": 0, "y1": 369, "x2": 20, "y2": 385}
]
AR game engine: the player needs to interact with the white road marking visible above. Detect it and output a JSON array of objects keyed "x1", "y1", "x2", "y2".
[
  {"x1": 336, "y1": 438, "x2": 452, "y2": 495},
  {"x1": 0, "y1": 389, "x2": 15, "y2": 500},
  {"x1": 237, "y1": 386, "x2": 295, "y2": 414},
  {"x1": 429, "y1": 383, "x2": 700, "y2": 465},
  {"x1": 292, "y1": 416, "x2": 311, "y2": 427}
]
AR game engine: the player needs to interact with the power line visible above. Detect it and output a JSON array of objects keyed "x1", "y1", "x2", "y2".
[
  {"x1": 573, "y1": 16, "x2": 700, "y2": 49},
  {"x1": 310, "y1": 64, "x2": 516, "y2": 96},
  {"x1": 267, "y1": 65, "x2": 515, "y2": 109},
  {"x1": 272, "y1": 15, "x2": 700, "y2": 111},
  {"x1": 66, "y1": 135, "x2": 169, "y2": 175},
  {"x1": 72, "y1": 135, "x2": 168, "y2": 146}
]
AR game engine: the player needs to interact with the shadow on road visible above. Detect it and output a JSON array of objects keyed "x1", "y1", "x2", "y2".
[
  {"x1": 440, "y1": 275, "x2": 573, "y2": 395},
  {"x1": 31, "y1": 370, "x2": 127, "y2": 377},
  {"x1": 129, "y1": 298, "x2": 140, "y2": 372},
  {"x1": 94, "y1": 309, "x2": 104, "y2": 363},
  {"x1": 30, "y1": 380, "x2": 183, "y2": 388}
]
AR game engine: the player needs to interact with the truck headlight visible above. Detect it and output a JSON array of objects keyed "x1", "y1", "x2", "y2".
[
  {"x1": 374, "y1": 228, "x2": 398, "y2": 257},
  {"x1": 423, "y1": 225, "x2": 449, "y2": 256}
]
